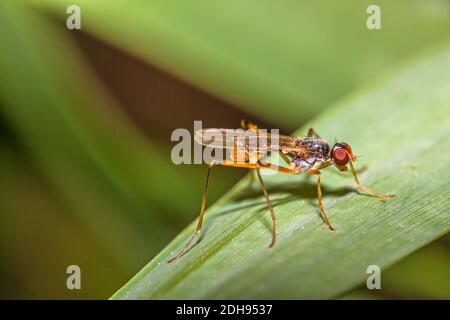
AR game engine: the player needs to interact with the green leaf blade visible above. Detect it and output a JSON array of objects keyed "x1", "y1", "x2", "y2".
[{"x1": 112, "y1": 41, "x2": 450, "y2": 299}]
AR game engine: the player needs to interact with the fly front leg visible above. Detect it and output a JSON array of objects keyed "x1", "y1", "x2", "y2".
[
  {"x1": 348, "y1": 161, "x2": 395, "y2": 202},
  {"x1": 309, "y1": 170, "x2": 335, "y2": 231}
]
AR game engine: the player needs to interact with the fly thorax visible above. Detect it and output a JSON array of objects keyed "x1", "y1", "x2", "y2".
[{"x1": 288, "y1": 138, "x2": 330, "y2": 173}]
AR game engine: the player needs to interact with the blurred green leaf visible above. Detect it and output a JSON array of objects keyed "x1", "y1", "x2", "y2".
[
  {"x1": 0, "y1": 147, "x2": 127, "y2": 299},
  {"x1": 342, "y1": 237, "x2": 450, "y2": 299},
  {"x1": 381, "y1": 240, "x2": 450, "y2": 299},
  {"x1": 112, "y1": 40, "x2": 450, "y2": 299},
  {"x1": 0, "y1": 2, "x2": 198, "y2": 271},
  {"x1": 0, "y1": 2, "x2": 199, "y2": 219},
  {"x1": 30, "y1": 0, "x2": 450, "y2": 127}
]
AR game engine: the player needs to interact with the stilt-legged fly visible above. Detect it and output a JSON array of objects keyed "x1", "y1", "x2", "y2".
[{"x1": 168, "y1": 120, "x2": 394, "y2": 263}]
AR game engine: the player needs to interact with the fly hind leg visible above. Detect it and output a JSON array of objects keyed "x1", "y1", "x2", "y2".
[
  {"x1": 167, "y1": 161, "x2": 300, "y2": 263},
  {"x1": 167, "y1": 160, "x2": 217, "y2": 264},
  {"x1": 255, "y1": 166, "x2": 276, "y2": 248}
]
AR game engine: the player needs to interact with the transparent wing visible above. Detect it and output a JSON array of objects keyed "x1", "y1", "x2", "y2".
[{"x1": 194, "y1": 128, "x2": 299, "y2": 152}]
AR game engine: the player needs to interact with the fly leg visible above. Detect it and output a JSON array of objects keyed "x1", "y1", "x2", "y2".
[
  {"x1": 307, "y1": 128, "x2": 321, "y2": 138},
  {"x1": 255, "y1": 166, "x2": 276, "y2": 248},
  {"x1": 216, "y1": 161, "x2": 284, "y2": 249},
  {"x1": 168, "y1": 160, "x2": 217, "y2": 263},
  {"x1": 241, "y1": 119, "x2": 260, "y2": 132},
  {"x1": 168, "y1": 161, "x2": 298, "y2": 263},
  {"x1": 279, "y1": 152, "x2": 291, "y2": 166},
  {"x1": 348, "y1": 161, "x2": 395, "y2": 202},
  {"x1": 309, "y1": 170, "x2": 335, "y2": 231},
  {"x1": 240, "y1": 119, "x2": 259, "y2": 181}
]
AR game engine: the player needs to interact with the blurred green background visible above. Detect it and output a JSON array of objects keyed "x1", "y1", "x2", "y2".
[{"x1": 0, "y1": 1, "x2": 449, "y2": 299}]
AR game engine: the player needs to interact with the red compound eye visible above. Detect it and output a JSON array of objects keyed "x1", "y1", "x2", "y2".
[{"x1": 333, "y1": 147, "x2": 349, "y2": 166}]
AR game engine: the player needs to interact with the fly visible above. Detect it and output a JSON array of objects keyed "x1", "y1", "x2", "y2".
[{"x1": 168, "y1": 120, "x2": 394, "y2": 263}]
